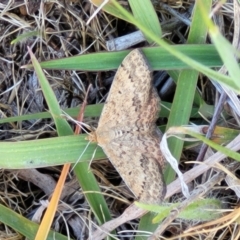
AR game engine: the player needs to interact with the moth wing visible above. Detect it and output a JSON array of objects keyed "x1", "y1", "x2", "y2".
[
  {"x1": 97, "y1": 49, "x2": 160, "y2": 130},
  {"x1": 100, "y1": 132, "x2": 166, "y2": 204}
]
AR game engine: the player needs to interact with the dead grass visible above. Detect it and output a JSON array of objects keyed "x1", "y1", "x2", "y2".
[{"x1": 0, "y1": 0, "x2": 239, "y2": 239}]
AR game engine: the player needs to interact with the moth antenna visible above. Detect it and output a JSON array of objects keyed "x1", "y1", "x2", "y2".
[
  {"x1": 61, "y1": 110, "x2": 90, "y2": 134},
  {"x1": 88, "y1": 146, "x2": 98, "y2": 172},
  {"x1": 70, "y1": 140, "x2": 92, "y2": 172}
]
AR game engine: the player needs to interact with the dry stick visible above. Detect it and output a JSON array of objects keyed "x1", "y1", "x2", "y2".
[
  {"x1": 149, "y1": 171, "x2": 226, "y2": 240},
  {"x1": 89, "y1": 204, "x2": 147, "y2": 240},
  {"x1": 158, "y1": 2, "x2": 191, "y2": 26},
  {"x1": 75, "y1": 85, "x2": 92, "y2": 134},
  {"x1": 196, "y1": 92, "x2": 227, "y2": 162}
]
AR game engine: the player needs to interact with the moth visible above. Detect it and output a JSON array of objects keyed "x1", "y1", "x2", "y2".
[{"x1": 87, "y1": 49, "x2": 166, "y2": 203}]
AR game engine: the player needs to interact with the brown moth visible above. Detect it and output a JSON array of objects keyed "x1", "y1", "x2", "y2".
[{"x1": 87, "y1": 49, "x2": 166, "y2": 204}]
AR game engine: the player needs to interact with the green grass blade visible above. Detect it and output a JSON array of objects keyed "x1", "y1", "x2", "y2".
[
  {"x1": 0, "y1": 101, "x2": 206, "y2": 124},
  {"x1": 0, "y1": 135, "x2": 104, "y2": 168},
  {"x1": 166, "y1": 0, "x2": 212, "y2": 181},
  {"x1": 0, "y1": 204, "x2": 70, "y2": 240},
  {"x1": 11, "y1": 30, "x2": 40, "y2": 44},
  {"x1": 129, "y1": 0, "x2": 162, "y2": 42},
  {"x1": 29, "y1": 45, "x2": 223, "y2": 71},
  {"x1": 28, "y1": 48, "x2": 72, "y2": 135},
  {"x1": 182, "y1": 128, "x2": 240, "y2": 161},
  {"x1": 135, "y1": 198, "x2": 222, "y2": 223}
]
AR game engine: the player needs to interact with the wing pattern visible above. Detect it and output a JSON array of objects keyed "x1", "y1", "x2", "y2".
[{"x1": 90, "y1": 49, "x2": 166, "y2": 203}]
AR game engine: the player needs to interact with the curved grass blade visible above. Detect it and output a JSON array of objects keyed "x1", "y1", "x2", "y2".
[
  {"x1": 0, "y1": 203, "x2": 70, "y2": 240},
  {"x1": 25, "y1": 45, "x2": 223, "y2": 71}
]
